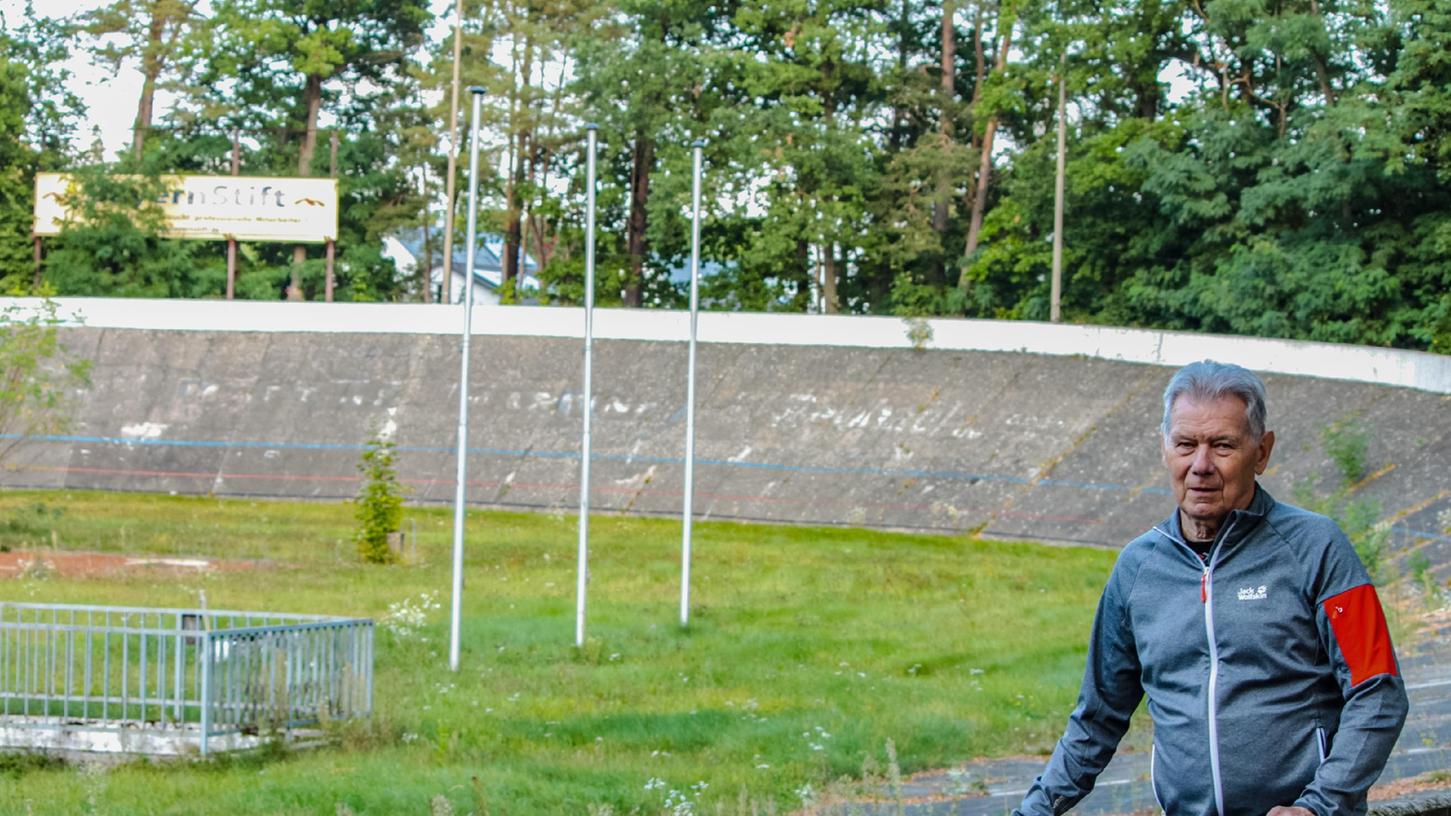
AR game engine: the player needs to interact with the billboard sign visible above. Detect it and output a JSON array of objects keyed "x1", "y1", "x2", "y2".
[{"x1": 33, "y1": 173, "x2": 339, "y2": 243}]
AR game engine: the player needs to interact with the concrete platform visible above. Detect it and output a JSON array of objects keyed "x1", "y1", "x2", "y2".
[{"x1": 0, "y1": 716, "x2": 326, "y2": 760}]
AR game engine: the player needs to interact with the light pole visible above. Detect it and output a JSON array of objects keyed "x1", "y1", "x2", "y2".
[
  {"x1": 576, "y1": 125, "x2": 598, "y2": 648},
  {"x1": 449, "y1": 86, "x2": 486, "y2": 672},
  {"x1": 681, "y1": 140, "x2": 704, "y2": 628}
]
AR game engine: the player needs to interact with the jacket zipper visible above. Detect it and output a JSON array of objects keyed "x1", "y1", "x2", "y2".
[
  {"x1": 1150, "y1": 745, "x2": 1165, "y2": 812},
  {"x1": 1203, "y1": 518, "x2": 1234, "y2": 816},
  {"x1": 1153, "y1": 518, "x2": 1237, "y2": 816}
]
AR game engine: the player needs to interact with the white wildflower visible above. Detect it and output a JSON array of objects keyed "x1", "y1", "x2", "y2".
[{"x1": 381, "y1": 591, "x2": 441, "y2": 638}]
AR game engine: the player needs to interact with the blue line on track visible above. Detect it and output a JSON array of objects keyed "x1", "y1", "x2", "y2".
[
  {"x1": 21, "y1": 431, "x2": 1426, "y2": 504},
  {"x1": 9, "y1": 432, "x2": 1128, "y2": 488}
]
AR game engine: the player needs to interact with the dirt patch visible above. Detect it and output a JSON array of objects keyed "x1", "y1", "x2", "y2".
[
  {"x1": 1374, "y1": 771, "x2": 1451, "y2": 802},
  {"x1": 0, "y1": 549, "x2": 272, "y2": 579}
]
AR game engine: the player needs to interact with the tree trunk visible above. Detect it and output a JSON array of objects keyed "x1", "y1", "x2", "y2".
[
  {"x1": 1306, "y1": 0, "x2": 1337, "y2": 105},
  {"x1": 531, "y1": 50, "x2": 570, "y2": 273},
  {"x1": 529, "y1": 145, "x2": 552, "y2": 272},
  {"x1": 960, "y1": 11, "x2": 1012, "y2": 285},
  {"x1": 889, "y1": 0, "x2": 910, "y2": 151},
  {"x1": 1134, "y1": 82, "x2": 1162, "y2": 120},
  {"x1": 821, "y1": 244, "x2": 838, "y2": 314},
  {"x1": 418, "y1": 83, "x2": 434, "y2": 304},
  {"x1": 970, "y1": 0, "x2": 986, "y2": 151},
  {"x1": 528, "y1": 125, "x2": 553, "y2": 273},
  {"x1": 421, "y1": 171, "x2": 434, "y2": 304},
  {"x1": 502, "y1": 128, "x2": 525, "y2": 291},
  {"x1": 625, "y1": 133, "x2": 655, "y2": 308},
  {"x1": 290, "y1": 71, "x2": 323, "y2": 300},
  {"x1": 131, "y1": 6, "x2": 167, "y2": 162},
  {"x1": 962, "y1": 118, "x2": 997, "y2": 262},
  {"x1": 795, "y1": 238, "x2": 810, "y2": 311},
  {"x1": 503, "y1": 19, "x2": 533, "y2": 294},
  {"x1": 933, "y1": 0, "x2": 956, "y2": 238}
]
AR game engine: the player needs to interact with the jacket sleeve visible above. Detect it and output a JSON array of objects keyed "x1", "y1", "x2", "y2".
[
  {"x1": 1294, "y1": 534, "x2": 1409, "y2": 816},
  {"x1": 1015, "y1": 559, "x2": 1143, "y2": 816}
]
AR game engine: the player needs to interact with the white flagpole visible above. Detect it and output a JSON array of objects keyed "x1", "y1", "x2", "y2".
[
  {"x1": 576, "y1": 125, "x2": 598, "y2": 648},
  {"x1": 681, "y1": 140, "x2": 704, "y2": 628},
  {"x1": 449, "y1": 86, "x2": 485, "y2": 672}
]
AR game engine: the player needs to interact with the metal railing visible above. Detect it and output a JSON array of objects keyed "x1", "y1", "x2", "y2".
[{"x1": 0, "y1": 602, "x2": 373, "y2": 755}]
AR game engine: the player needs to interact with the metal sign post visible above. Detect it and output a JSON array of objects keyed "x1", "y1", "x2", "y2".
[
  {"x1": 680, "y1": 140, "x2": 704, "y2": 628},
  {"x1": 449, "y1": 86, "x2": 486, "y2": 672},
  {"x1": 326, "y1": 132, "x2": 338, "y2": 303},
  {"x1": 576, "y1": 125, "x2": 599, "y2": 648},
  {"x1": 226, "y1": 130, "x2": 239, "y2": 300}
]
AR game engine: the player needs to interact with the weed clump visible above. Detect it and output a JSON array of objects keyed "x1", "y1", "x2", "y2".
[
  {"x1": 0, "y1": 751, "x2": 66, "y2": 776},
  {"x1": 354, "y1": 432, "x2": 404, "y2": 564},
  {"x1": 1294, "y1": 415, "x2": 1388, "y2": 582}
]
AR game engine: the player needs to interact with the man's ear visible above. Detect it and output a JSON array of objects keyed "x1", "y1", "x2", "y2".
[{"x1": 1255, "y1": 430, "x2": 1276, "y2": 474}]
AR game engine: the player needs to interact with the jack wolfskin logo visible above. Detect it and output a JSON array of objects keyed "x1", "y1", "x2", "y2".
[{"x1": 1237, "y1": 585, "x2": 1268, "y2": 601}]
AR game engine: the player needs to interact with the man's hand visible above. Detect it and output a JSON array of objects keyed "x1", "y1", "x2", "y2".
[{"x1": 1266, "y1": 807, "x2": 1314, "y2": 816}]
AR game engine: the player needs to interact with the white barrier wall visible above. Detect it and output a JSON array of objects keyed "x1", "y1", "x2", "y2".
[{"x1": 10, "y1": 297, "x2": 1449, "y2": 394}]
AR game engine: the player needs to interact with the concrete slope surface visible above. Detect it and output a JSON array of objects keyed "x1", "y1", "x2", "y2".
[{"x1": 2, "y1": 321, "x2": 1448, "y2": 565}]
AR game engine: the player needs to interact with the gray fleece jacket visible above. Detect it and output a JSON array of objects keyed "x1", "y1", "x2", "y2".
[{"x1": 1015, "y1": 486, "x2": 1408, "y2": 816}]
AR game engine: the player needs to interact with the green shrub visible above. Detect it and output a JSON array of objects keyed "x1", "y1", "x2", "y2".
[
  {"x1": 1295, "y1": 416, "x2": 1388, "y2": 582},
  {"x1": 1407, "y1": 550, "x2": 1434, "y2": 593},
  {"x1": 1320, "y1": 414, "x2": 1369, "y2": 486},
  {"x1": 353, "y1": 433, "x2": 403, "y2": 564}
]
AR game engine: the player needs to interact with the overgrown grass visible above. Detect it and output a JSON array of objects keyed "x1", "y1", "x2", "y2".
[{"x1": 0, "y1": 490, "x2": 1116, "y2": 815}]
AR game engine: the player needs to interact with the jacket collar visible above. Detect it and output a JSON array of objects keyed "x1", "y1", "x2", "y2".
[{"x1": 1161, "y1": 483, "x2": 1275, "y2": 552}]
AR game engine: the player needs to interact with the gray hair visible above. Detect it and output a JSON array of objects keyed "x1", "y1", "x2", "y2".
[{"x1": 1160, "y1": 360, "x2": 1269, "y2": 441}]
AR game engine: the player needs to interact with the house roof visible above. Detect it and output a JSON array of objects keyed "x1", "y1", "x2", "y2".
[{"x1": 391, "y1": 228, "x2": 540, "y2": 291}]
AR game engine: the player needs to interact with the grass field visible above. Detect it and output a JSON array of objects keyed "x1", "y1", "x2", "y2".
[{"x1": 0, "y1": 489, "x2": 1119, "y2": 815}]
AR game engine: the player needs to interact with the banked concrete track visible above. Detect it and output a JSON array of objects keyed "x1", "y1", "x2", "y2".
[{"x1": 2, "y1": 298, "x2": 1447, "y2": 566}]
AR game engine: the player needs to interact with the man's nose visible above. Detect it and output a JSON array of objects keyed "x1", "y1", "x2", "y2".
[{"x1": 1190, "y1": 445, "x2": 1215, "y2": 473}]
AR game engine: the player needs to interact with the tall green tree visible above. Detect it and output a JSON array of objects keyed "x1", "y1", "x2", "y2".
[
  {"x1": 76, "y1": 0, "x2": 200, "y2": 161},
  {"x1": 196, "y1": 0, "x2": 431, "y2": 299},
  {"x1": 12, "y1": 0, "x2": 1451, "y2": 350},
  {"x1": 574, "y1": 0, "x2": 736, "y2": 307},
  {"x1": 0, "y1": 9, "x2": 84, "y2": 292},
  {"x1": 1380, "y1": 0, "x2": 1451, "y2": 351},
  {"x1": 0, "y1": 54, "x2": 37, "y2": 291},
  {"x1": 868, "y1": 0, "x2": 969, "y2": 315},
  {"x1": 728, "y1": 0, "x2": 887, "y2": 313}
]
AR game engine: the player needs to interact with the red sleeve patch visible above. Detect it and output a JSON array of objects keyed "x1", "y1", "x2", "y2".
[{"x1": 1324, "y1": 584, "x2": 1398, "y2": 687}]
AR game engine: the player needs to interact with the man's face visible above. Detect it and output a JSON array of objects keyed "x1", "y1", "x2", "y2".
[{"x1": 1162, "y1": 395, "x2": 1275, "y2": 531}]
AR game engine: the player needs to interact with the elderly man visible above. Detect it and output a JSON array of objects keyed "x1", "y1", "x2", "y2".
[{"x1": 1014, "y1": 360, "x2": 1407, "y2": 816}]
